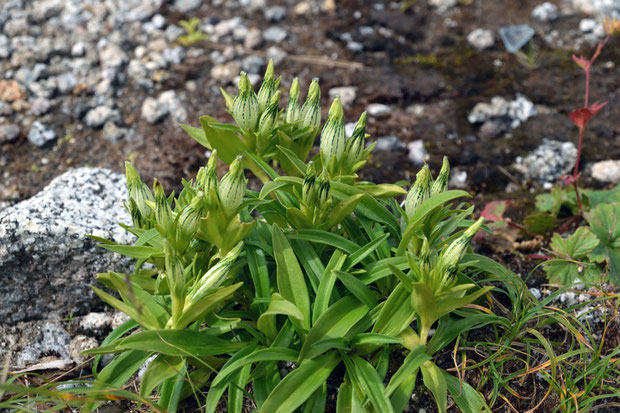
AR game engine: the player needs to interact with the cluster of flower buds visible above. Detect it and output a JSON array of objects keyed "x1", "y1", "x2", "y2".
[
  {"x1": 227, "y1": 60, "x2": 324, "y2": 159},
  {"x1": 125, "y1": 151, "x2": 249, "y2": 253},
  {"x1": 405, "y1": 157, "x2": 450, "y2": 220},
  {"x1": 299, "y1": 163, "x2": 333, "y2": 227},
  {"x1": 319, "y1": 98, "x2": 373, "y2": 176}
]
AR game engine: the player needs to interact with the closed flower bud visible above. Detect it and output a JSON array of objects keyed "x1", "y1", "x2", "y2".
[
  {"x1": 153, "y1": 179, "x2": 173, "y2": 235},
  {"x1": 320, "y1": 98, "x2": 346, "y2": 162},
  {"x1": 203, "y1": 151, "x2": 219, "y2": 206},
  {"x1": 232, "y1": 72, "x2": 260, "y2": 132},
  {"x1": 286, "y1": 77, "x2": 301, "y2": 124},
  {"x1": 164, "y1": 241, "x2": 185, "y2": 297},
  {"x1": 125, "y1": 161, "x2": 154, "y2": 220},
  {"x1": 437, "y1": 218, "x2": 484, "y2": 274},
  {"x1": 405, "y1": 164, "x2": 432, "y2": 219},
  {"x1": 257, "y1": 60, "x2": 276, "y2": 113},
  {"x1": 342, "y1": 111, "x2": 367, "y2": 169},
  {"x1": 302, "y1": 162, "x2": 316, "y2": 207},
  {"x1": 431, "y1": 156, "x2": 450, "y2": 195},
  {"x1": 189, "y1": 242, "x2": 243, "y2": 302},
  {"x1": 300, "y1": 78, "x2": 321, "y2": 129},
  {"x1": 177, "y1": 195, "x2": 204, "y2": 241},
  {"x1": 258, "y1": 91, "x2": 280, "y2": 137},
  {"x1": 218, "y1": 155, "x2": 246, "y2": 218},
  {"x1": 317, "y1": 167, "x2": 331, "y2": 206}
]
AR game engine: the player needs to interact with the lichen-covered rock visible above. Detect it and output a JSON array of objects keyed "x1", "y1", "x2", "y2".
[
  {"x1": 513, "y1": 139, "x2": 577, "y2": 187},
  {"x1": 0, "y1": 168, "x2": 133, "y2": 325}
]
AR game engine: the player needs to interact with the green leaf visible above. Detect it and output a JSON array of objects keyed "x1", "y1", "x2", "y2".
[
  {"x1": 336, "y1": 378, "x2": 363, "y2": 413},
  {"x1": 443, "y1": 372, "x2": 491, "y2": 413},
  {"x1": 228, "y1": 364, "x2": 252, "y2": 413},
  {"x1": 277, "y1": 145, "x2": 308, "y2": 176},
  {"x1": 205, "y1": 345, "x2": 257, "y2": 413},
  {"x1": 92, "y1": 318, "x2": 139, "y2": 379},
  {"x1": 313, "y1": 250, "x2": 346, "y2": 324},
  {"x1": 288, "y1": 229, "x2": 360, "y2": 255},
  {"x1": 180, "y1": 123, "x2": 211, "y2": 149},
  {"x1": 585, "y1": 203, "x2": 620, "y2": 283},
  {"x1": 545, "y1": 227, "x2": 603, "y2": 285},
  {"x1": 421, "y1": 361, "x2": 448, "y2": 413},
  {"x1": 140, "y1": 355, "x2": 184, "y2": 397},
  {"x1": 343, "y1": 354, "x2": 395, "y2": 413},
  {"x1": 84, "y1": 330, "x2": 246, "y2": 357},
  {"x1": 330, "y1": 181, "x2": 401, "y2": 237},
  {"x1": 299, "y1": 295, "x2": 368, "y2": 362},
  {"x1": 91, "y1": 286, "x2": 159, "y2": 330},
  {"x1": 100, "y1": 244, "x2": 163, "y2": 259},
  {"x1": 355, "y1": 182, "x2": 407, "y2": 198},
  {"x1": 350, "y1": 333, "x2": 403, "y2": 347},
  {"x1": 346, "y1": 233, "x2": 390, "y2": 270},
  {"x1": 213, "y1": 347, "x2": 299, "y2": 387},
  {"x1": 372, "y1": 283, "x2": 415, "y2": 338},
  {"x1": 273, "y1": 225, "x2": 311, "y2": 329},
  {"x1": 175, "y1": 283, "x2": 242, "y2": 330},
  {"x1": 200, "y1": 115, "x2": 249, "y2": 165},
  {"x1": 257, "y1": 293, "x2": 305, "y2": 341},
  {"x1": 260, "y1": 351, "x2": 341, "y2": 413},
  {"x1": 523, "y1": 212, "x2": 556, "y2": 235},
  {"x1": 386, "y1": 345, "x2": 429, "y2": 397},
  {"x1": 322, "y1": 194, "x2": 365, "y2": 230},
  {"x1": 333, "y1": 271, "x2": 378, "y2": 308}
]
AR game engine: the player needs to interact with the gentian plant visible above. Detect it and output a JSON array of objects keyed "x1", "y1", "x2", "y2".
[{"x1": 81, "y1": 62, "x2": 513, "y2": 413}]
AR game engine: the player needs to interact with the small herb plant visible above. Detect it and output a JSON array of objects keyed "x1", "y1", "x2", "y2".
[
  {"x1": 177, "y1": 17, "x2": 209, "y2": 47},
  {"x1": 522, "y1": 21, "x2": 620, "y2": 286},
  {"x1": 78, "y1": 61, "x2": 510, "y2": 412}
]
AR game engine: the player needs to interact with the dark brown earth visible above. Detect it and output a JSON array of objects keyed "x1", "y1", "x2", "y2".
[{"x1": 1, "y1": 0, "x2": 619, "y2": 205}]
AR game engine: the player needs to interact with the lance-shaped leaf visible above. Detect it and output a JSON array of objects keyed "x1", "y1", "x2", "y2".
[
  {"x1": 257, "y1": 293, "x2": 305, "y2": 341},
  {"x1": 272, "y1": 224, "x2": 311, "y2": 329},
  {"x1": 260, "y1": 351, "x2": 340, "y2": 413}
]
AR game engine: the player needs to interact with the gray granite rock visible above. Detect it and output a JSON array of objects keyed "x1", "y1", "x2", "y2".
[
  {"x1": 468, "y1": 95, "x2": 537, "y2": 130},
  {"x1": 0, "y1": 124, "x2": 20, "y2": 143},
  {"x1": 263, "y1": 26, "x2": 287, "y2": 43},
  {"x1": 173, "y1": 0, "x2": 202, "y2": 13},
  {"x1": 85, "y1": 105, "x2": 120, "y2": 129},
  {"x1": 0, "y1": 167, "x2": 133, "y2": 325},
  {"x1": 513, "y1": 139, "x2": 577, "y2": 187}
]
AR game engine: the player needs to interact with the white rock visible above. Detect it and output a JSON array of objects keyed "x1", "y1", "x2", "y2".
[
  {"x1": 85, "y1": 106, "x2": 120, "y2": 129},
  {"x1": 329, "y1": 86, "x2": 357, "y2": 108},
  {"x1": 263, "y1": 26, "x2": 288, "y2": 43},
  {"x1": 27, "y1": 121, "x2": 56, "y2": 147},
  {"x1": 407, "y1": 140, "x2": 429, "y2": 165},
  {"x1": 367, "y1": 103, "x2": 391, "y2": 118},
  {"x1": 173, "y1": 0, "x2": 202, "y2": 13},
  {"x1": 591, "y1": 160, "x2": 620, "y2": 183},
  {"x1": 429, "y1": 0, "x2": 457, "y2": 13},
  {"x1": 449, "y1": 168, "x2": 468, "y2": 189},
  {"x1": 467, "y1": 28, "x2": 495, "y2": 50},
  {"x1": 532, "y1": 2, "x2": 559, "y2": 21}
]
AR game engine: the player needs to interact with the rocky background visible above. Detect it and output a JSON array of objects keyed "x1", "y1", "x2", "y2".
[{"x1": 0, "y1": 0, "x2": 619, "y2": 378}]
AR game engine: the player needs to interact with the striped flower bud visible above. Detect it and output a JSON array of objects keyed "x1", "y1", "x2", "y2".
[
  {"x1": 189, "y1": 242, "x2": 243, "y2": 302},
  {"x1": 302, "y1": 162, "x2": 316, "y2": 207},
  {"x1": 257, "y1": 60, "x2": 276, "y2": 113},
  {"x1": 320, "y1": 98, "x2": 346, "y2": 163},
  {"x1": 342, "y1": 111, "x2": 367, "y2": 169},
  {"x1": 177, "y1": 195, "x2": 204, "y2": 241},
  {"x1": 164, "y1": 241, "x2": 185, "y2": 304},
  {"x1": 203, "y1": 150, "x2": 219, "y2": 206},
  {"x1": 317, "y1": 167, "x2": 331, "y2": 206},
  {"x1": 437, "y1": 217, "x2": 484, "y2": 275},
  {"x1": 286, "y1": 77, "x2": 301, "y2": 124},
  {"x1": 218, "y1": 155, "x2": 246, "y2": 218},
  {"x1": 431, "y1": 156, "x2": 450, "y2": 195},
  {"x1": 125, "y1": 161, "x2": 154, "y2": 220},
  {"x1": 153, "y1": 179, "x2": 173, "y2": 235},
  {"x1": 258, "y1": 91, "x2": 280, "y2": 137},
  {"x1": 232, "y1": 72, "x2": 260, "y2": 132},
  {"x1": 405, "y1": 164, "x2": 432, "y2": 219},
  {"x1": 300, "y1": 78, "x2": 321, "y2": 129}
]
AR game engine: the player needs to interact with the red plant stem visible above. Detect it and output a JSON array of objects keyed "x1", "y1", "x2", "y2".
[{"x1": 584, "y1": 68, "x2": 590, "y2": 107}]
